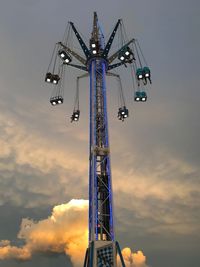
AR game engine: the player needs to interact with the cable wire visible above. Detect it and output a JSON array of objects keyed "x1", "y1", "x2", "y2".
[
  {"x1": 51, "y1": 63, "x2": 65, "y2": 98},
  {"x1": 47, "y1": 43, "x2": 57, "y2": 73},
  {"x1": 117, "y1": 75, "x2": 126, "y2": 107},
  {"x1": 52, "y1": 44, "x2": 59, "y2": 74},
  {"x1": 136, "y1": 39, "x2": 148, "y2": 66},
  {"x1": 130, "y1": 64, "x2": 136, "y2": 94},
  {"x1": 73, "y1": 77, "x2": 80, "y2": 111},
  {"x1": 134, "y1": 42, "x2": 142, "y2": 68}
]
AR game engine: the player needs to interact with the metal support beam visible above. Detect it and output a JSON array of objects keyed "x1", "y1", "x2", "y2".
[
  {"x1": 106, "y1": 72, "x2": 120, "y2": 78},
  {"x1": 108, "y1": 38, "x2": 135, "y2": 64},
  {"x1": 89, "y1": 241, "x2": 94, "y2": 267},
  {"x1": 67, "y1": 63, "x2": 87, "y2": 71},
  {"x1": 58, "y1": 42, "x2": 86, "y2": 65},
  {"x1": 102, "y1": 19, "x2": 121, "y2": 58},
  {"x1": 89, "y1": 58, "x2": 114, "y2": 243},
  {"x1": 116, "y1": 241, "x2": 126, "y2": 267},
  {"x1": 108, "y1": 62, "x2": 124, "y2": 70},
  {"x1": 83, "y1": 248, "x2": 89, "y2": 267},
  {"x1": 70, "y1": 22, "x2": 91, "y2": 59}
]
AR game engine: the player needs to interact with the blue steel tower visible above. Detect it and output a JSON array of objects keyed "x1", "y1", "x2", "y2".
[
  {"x1": 45, "y1": 12, "x2": 151, "y2": 267},
  {"x1": 87, "y1": 13, "x2": 117, "y2": 266}
]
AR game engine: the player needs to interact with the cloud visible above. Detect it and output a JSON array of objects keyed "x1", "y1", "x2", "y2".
[
  {"x1": 0, "y1": 112, "x2": 88, "y2": 208},
  {"x1": 0, "y1": 81, "x2": 199, "y2": 241},
  {"x1": 0, "y1": 242, "x2": 31, "y2": 261},
  {"x1": 0, "y1": 112, "x2": 87, "y2": 175},
  {"x1": 118, "y1": 247, "x2": 148, "y2": 267},
  {"x1": 112, "y1": 147, "x2": 200, "y2": 236},
  {"x1": 0, "y1": 109, "x2": 200, "y2": 238},
  {"x1": 0, "y1": 199, "x2": 149, "y2": 267},
  {"x1": 0, "y1": 200, "x2": 88, "y2": 266}
]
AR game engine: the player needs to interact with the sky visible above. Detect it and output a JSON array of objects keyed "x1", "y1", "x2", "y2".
[{"x1": 0, "y1": 0, "x2": 200, "y2": 266}]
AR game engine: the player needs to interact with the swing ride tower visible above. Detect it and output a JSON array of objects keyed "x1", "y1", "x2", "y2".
[
  {"x1": 87, "y1": 13, "x2": 117, "y2": 267},
  {"x1": 45, "y1": 12, "x2": 151, "y2": 267}
]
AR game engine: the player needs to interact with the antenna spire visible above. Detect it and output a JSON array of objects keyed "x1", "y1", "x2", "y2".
[{"x1": 92, "y1": 11, "x2": 99, "y2": 41}]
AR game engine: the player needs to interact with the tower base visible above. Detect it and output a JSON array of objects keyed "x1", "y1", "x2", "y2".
[{"x1": 83, "y1": 241, "x2": 126, "y2": 267}]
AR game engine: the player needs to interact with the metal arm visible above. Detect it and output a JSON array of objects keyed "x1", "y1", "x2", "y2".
[
  {"x1": 107, "y1": 62, "x2": 124, "y2": 70},
  {"x1": 102, "y1": 19, "x2": 121, "y2": 58},
  {"x1": 108, "y1": 38, "x2": 135, "y2": 64},
  {"x1": 67, "y1": 63, "x2": 87, "y2": 71},
  {"x1": 116, "y1": 242, "x2": 126, "y2": 267},
  {"x1": 106, "y1": 72, "x2": 120, "y2": 78},
  {"x1": 58, "y1": 42, "x2": 86, "y2": 65},
  {"x1": 69, "y1": 22, "x2": 91, "y2": 59}
]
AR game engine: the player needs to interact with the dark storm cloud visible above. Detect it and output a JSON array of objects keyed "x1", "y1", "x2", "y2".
[
  {"x1": 0, "y1": 254, "x2": 72, "y2": 267},
  {"x1": 0, "y1": 0, "x2": 200, "y2": 267}
]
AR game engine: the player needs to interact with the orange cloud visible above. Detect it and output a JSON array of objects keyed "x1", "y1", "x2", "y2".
[
  {"x1": 0, "y1": 199, "x2": 149, "y2": 267},
  {"x1": 0, "y1": 240, "x2": 31, "y2": 260},
  {"x1": 0, "y1": 200, "x2": 88, "y2": 266},
  {"x1": 118, "y1": 247, "x2": 148, "y2": 267}
]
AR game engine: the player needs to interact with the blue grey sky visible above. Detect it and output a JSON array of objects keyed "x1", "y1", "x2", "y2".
[{"x1": 0, "y1": 0, "x2": 200, "y2": 267}]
